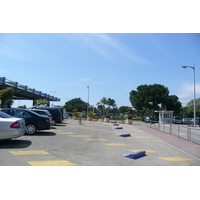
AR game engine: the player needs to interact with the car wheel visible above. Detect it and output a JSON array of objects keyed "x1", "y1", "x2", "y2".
[
  {"x1": 26, "y1": 124, "x2": 37, "y2": 134},
  {"x1": 52, "y1": 120, "x2": 56, "y2": 126}
]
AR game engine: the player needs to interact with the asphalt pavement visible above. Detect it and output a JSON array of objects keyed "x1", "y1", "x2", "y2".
[{"x1": 0, "y1": 119, "x2": 200, "y2": 166}]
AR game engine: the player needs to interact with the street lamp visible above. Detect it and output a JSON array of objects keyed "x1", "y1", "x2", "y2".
[
  {"x1": 51, "y1": 91, "x2": 56, "y2": 106},
  {"x1": 182, "y1": 63, "x2": 196, "y2": 127},
  {"x1": 87, "y1": 86, "x2": 89, "y2": 119}
]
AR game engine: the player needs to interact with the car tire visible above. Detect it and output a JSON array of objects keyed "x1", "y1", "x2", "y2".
[
  {"x1": 52, "y1": 120, "x2": 56, "y2": 126},
  {"x1": 26, "y1": 124, "x2": 37, "y2": 134}
]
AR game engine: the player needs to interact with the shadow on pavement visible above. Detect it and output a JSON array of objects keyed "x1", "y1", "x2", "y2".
[
  {"x1": 0, "y1": 139, "x2": 32, "y2": 149},
  {"x1": 24, "y1": 131, "x2": 56, "y2": 136}
]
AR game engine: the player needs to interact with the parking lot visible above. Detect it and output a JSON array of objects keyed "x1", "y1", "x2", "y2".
[{"x1": 0, "y1": 119, "x2": 200, "y2": 166}]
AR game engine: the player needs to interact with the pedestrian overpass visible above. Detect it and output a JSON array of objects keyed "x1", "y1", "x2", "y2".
[{"x1": 0, "y1": 77, "x2": 60, "y2": 103}]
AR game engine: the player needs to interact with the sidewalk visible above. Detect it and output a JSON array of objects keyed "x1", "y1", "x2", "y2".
[{"x1": 133, "y1": 123, "x2": 200, "y2": 160}]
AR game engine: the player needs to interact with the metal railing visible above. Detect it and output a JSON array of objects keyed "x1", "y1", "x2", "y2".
[
  {"x1": 145, "y1": 122, "x2": 200, "y2": 145},
  {"x1": 0, "y1": 77, "x2": 60, "y2": 101}
]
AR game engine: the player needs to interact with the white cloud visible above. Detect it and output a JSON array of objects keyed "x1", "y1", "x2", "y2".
[
  {"x1": 177, "y1": 82, "x2": 200, "y2": 99},
  {"x1": 75, "y1": 33, "x2": 150, "y2": 64}
]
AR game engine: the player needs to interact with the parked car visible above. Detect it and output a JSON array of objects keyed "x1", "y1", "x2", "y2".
[
  {"x1": 145, "y1": 117, "x2": 158, "y2": 123},
  {"x1": 173, "y1": 116, "x2": 182, "y2": 124},
  {"x1": 190, "y1": 117, "x2": 200, "y2": 125},
  {"x1": 94, "y1": 113, "x2": 103, "y2": 118},
  {"x1": 0, "y1": 111, "x2": 26, "y2": 140},
  {"x1": 30, "y1": 109, "x2": 52, "y2": 125},
  {"x1": 0, "y1": 108, "x2": 51, "y2": 134},
  {"x1": 182, "y1": 118, "x2": 190, "y2": 124},
  {"x1": 31, "y1": 107, "x2": 63, "y2": 126}
]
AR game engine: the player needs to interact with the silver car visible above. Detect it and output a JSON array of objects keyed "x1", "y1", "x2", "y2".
[{"x1": 0, "y1": 111, "x2": 26, "y2": 140}]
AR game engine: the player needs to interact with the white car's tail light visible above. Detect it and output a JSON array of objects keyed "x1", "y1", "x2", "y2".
[{"x1": 10, "y1": 121, "x2": 21, "y2": 128}]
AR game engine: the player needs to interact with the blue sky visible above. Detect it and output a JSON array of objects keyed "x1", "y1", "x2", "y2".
[{"x1": 0, "y1": 33, "x2": 200, "y2": 108}]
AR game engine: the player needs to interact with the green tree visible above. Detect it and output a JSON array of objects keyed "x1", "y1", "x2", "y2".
[
  {"x1": 118, "y1": 106, "x2": 129, "y2": 115},
  {"x1": 182, "y1": 98, "x2": 200, "y2": 117},
  {"x1": 129, "y1": 84, "x2": 181, "y2": 115},
  {"x1": 64, "y1": 98, "x2": 88, "y2": 112},
  {"x1": 0, "y1": 88, "x2": 14, "y2": 108},
  {"x1": 33, "y1": 99, "x2": 50, "y2": 106}
]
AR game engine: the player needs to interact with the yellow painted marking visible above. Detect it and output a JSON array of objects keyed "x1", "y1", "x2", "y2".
[
  {"x1": 158, "y1": 157, "x2": 193, "y2": 161},
  {"x1": 27, "y1": 160, "x2": 76, "y2": 166},
  {"x1": 128, "y1": 149, "x2": 157, "y2": 153},
  {"x1": 9, "y1": 150, "x2": 49, "y2": 155},
  {"x1": 154, "y1": 140, "x2": 163, "y2": 142},
  {"x1": 69, "y1": 135, "x2": 90, "y2": 137},
  {"x1": 135, "y1": 136, "x2": 152, "y2": 138},
  {"x1": 91, "y1": 129, "x2": 104, "y2": 131},
  {"x1": 105, "y1": 131, "x2": 118, "y2": 133},
  {"x1": 85, "y1": 139, "x2": 108, "y2": 141},
  {"x1": 103, "y1": 143, "x2": 129, "y2": 146},
  {"x1": 57, "y1": 132, "x2": 76, "y2": 134}
]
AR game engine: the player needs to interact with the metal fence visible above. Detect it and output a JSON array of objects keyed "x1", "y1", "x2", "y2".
[{"x1": 145, "y1": 122, "x2": 200, "y2": 145}]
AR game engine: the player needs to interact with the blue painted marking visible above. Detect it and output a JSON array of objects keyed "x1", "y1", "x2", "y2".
[
  {"x1": 119, "y1": 134, "x2": 131, "y2": 137},
  {"x1": 122, "y1": 151, "x2": 146, "y2": 159},
  {"x1": 115, "y1": 127, "x2": 123, "y2": 129}
]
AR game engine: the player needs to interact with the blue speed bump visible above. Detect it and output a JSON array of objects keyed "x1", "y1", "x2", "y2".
[
  {"x1": 115, "y1": 127, "x2": 123, "y2": 129},
  {"x1": 122, "y1": 151, "x2": 146, "y2": 159},
  {"x1": 113, "y1": 123, "x2": 119, "y2": 126},
  {"x1": 119, "y1": 134, "x2": 131, "y2": 137}
]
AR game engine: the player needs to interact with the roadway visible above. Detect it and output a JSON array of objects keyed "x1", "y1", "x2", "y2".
[{"x1": 0, "y1": 119, "x2": 200, "y2": 166}]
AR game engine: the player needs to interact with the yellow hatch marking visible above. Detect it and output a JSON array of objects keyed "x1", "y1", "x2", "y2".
[
  {"x1": 103, "y1": 143, "x2": 129, "y2": 146},
  {"x1": 134, "y1": 136, "x2": 152, "y2": 138},
  {"x1": 9, "y1": 151, "x2": 49, "y2": 155},
  {"x1": 128, "y1": 149, "x2": 157, "y2": 153},
  {"x1": 68, "y1": 135, "x2": 90, "y2": 137},
  {"x1": 27, "y1": 160, "x2": 76, "y2": 166},
  {"x1": 85, "y1": 139, "x2": 108, "y2": 141},
  {"x1": 158, "y1": 157, "x2": 193, "y2": 161}
]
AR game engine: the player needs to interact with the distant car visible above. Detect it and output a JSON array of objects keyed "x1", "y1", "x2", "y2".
[
  {"x1": 190, "y1": 117, "x2": 200, "y2": 125},
  {"x1": 94, "y1": 113, "x2": 103, "y2": 118},
  {"x1": 182, "y1": 118, "x2": 190, "y2": 124},
  {"x1": 0, "y1": 108, "x2": 51, "y2": 134},
  {"x1": 145, "y1": 117, "x2": 158, "y2": 123},
  {"x1": 30, "y1": 109, "x2": 53, "y2": 125},
  {"x1": 173, "y1": 116, "x2": 182, "y2": 124},
  {"x1": 0, "y1": 111, "x2": 26, "y2": 140}
]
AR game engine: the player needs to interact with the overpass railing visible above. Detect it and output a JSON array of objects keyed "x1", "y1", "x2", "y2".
[{"x1": 0, "y1": 77, "x2": 60, "y2": 101}]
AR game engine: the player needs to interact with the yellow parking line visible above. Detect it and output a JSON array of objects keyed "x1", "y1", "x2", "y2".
[
  {"x1": 103, "y1": 143, "x2": 129, "y2": 146},
  {"x1": 128, "y1": 149, "x2": 157, "y2": 153},
  {"x1": 134, "y1": 136, "x2": 152, "y2": 138},
  {"x1": 158, "y1": 157, "x2": 193, "y2": 161},
  {"x1": 27, "y1": 160, "x2": 76, "y2": 166},
  {"x1": 9, "y1": 150, "x2": 49, "y2": 155},
  {"x1": 69, "y1": 135, "x2": 90, "y2": 137},
  {"x1": 85, "y1": 139, "x2": 108, "y2": 141},
  {"x1": 57, "y1": 132, "x2": 76, "y2": 134}
]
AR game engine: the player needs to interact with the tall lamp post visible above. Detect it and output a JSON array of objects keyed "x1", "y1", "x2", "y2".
[
  {"x1": 87, "y1": 86, "x2": 89, "y2": 119},
  {"x1": 182, "y1": 63, "x2": 196, "y2": 127},
  {"x1": 51, "y1": 91, "x2": 56, "y2": 107}
]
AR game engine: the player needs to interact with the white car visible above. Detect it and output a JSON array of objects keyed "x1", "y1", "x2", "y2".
[
  {"x1": 30, "y1": 109, "x2": 53, "y2": 125},
  {"x1": 0, "y1": 111, "x2": 26, "y2": 140}
]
